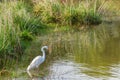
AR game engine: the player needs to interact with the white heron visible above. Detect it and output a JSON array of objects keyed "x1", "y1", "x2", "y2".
[{"x1": 27, "y1": 46, "x2": 48, "y2": 77}]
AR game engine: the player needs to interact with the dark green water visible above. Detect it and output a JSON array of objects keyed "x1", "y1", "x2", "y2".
[{"x1": 44, "y1": 28, "x2": 120, "y2": 80}]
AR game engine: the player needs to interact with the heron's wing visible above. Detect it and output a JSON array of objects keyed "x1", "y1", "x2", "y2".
[{"x1": 29, "y1": 56, "x2": 43, "y2": 67}]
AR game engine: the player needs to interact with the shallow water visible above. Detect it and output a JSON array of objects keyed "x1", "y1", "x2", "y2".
[
  {"x1": 44, "y1": 23, "x2": 120, "y2": 80},
  {"x1": 45, "y1": 38, "x2": 120, "y2": 80},
  {"x1": 45, "y1": 60, "x2": 120, "y2": 80}
]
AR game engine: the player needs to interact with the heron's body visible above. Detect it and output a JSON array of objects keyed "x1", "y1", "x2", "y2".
[
  {"x1": 27, "y1": 56, "x2": 44, "y2": 70},
  {"x1": 27, "y1": 46, "x2": 48, "y2": 77}
]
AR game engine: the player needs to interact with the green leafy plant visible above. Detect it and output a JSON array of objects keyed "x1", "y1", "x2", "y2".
[
  {"x1": 20, "y1": 30, "x2": 34, "y2": 41},
  {"x1": 84, "y1": 10, "x2": 102, "y2": 25}
]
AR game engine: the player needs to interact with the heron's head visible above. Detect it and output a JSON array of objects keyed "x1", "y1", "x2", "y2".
[
  {"x1": 42, "y1": 46, "x2": 48, "y2": 50},
  {"x1": 41, "y1": 46, "x2": 51, "y2": 54},
  {"x1": 41, "y1": 46, "x2": 48, "y2": 52}
]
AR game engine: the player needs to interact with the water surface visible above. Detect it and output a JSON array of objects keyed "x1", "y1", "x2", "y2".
[{"x1": 41, "y1": 23, "x2": 120, "y2": 80}]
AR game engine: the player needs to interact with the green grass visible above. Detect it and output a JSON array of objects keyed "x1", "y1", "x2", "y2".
[
  {"x1": 32, "y1": 0, "x2": 111, "y2": 26},
  {"x1": 0, "y1": 1, "x2": 47, "y2": 68},
  {"x1": 32, "y1": 0, "x2": 120, "y2": 27}
]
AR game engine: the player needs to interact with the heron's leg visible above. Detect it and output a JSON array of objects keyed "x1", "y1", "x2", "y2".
[
  {"x1": 27, "y1": 69, "x2": 33, "y2": 78},
  {"x1": 36, "y1": 67, "x2": 40, "y2": 76},
  {"x1": 35, "y1": 66, "x2": 39, "y2": 73}
]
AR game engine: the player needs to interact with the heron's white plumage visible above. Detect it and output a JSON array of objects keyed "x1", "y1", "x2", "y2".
[
  {"x1": 27, "y1": 56, "x2": 44, "y2": 70},
  {"x1": 27, "y1": 46, "x2": 48, "y2": 78}
]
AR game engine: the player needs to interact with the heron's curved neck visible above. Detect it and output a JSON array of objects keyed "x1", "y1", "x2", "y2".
[{"x1": 41, "y1": 48, "x2": 45, "y2": 58}]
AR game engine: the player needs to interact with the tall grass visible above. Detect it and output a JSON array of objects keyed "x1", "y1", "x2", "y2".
[
  {"x1": 32, "y1": 0, "x2": 111, "y2": 26},
  {"x1": 0, "y1": 2, "x2": 21, "y2": 68},
  {"x1": 0, "y1": 1, "x2": 46, "y2": 68}
]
